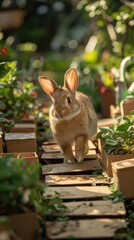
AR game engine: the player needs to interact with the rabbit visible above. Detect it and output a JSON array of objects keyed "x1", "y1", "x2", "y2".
[{"x1": 38, "y1": 68, "x2": 97, "y2": 163}]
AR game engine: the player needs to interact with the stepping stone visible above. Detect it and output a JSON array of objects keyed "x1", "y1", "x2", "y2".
[
  {"x1": 45, "y1": 175, "x2": 108, "y2": 186},
  {"x1": 42, "y1": 160, "x2": 101, "y2": 175},
  {"x1": 46, "y1": 218, "x2": 126, "y2": 239},
  {"x1": 44, "y1": 186, "x2": 110, "y2": 200},
  {"x1": 63, "y1": 200, "x2": 126, "y2": 218}
]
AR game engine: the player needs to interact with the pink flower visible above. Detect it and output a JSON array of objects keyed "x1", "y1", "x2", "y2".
[{"x1": 0, "y1": 48, "x2": 8, "y2": 56}]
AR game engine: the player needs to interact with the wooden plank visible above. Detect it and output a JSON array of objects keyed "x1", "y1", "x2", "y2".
[
  {"x1": 45, "y1": 175, "x2": 108, "y2": 186},
  {"x1": 43, "y1": 140, "x2": 96, "y2": 150},
  {"x1": 88, "y1": 140, "x2": 96, "y2": 150},
  {"x1": 42, "y1": 144, "x2": 61, "y2": 153},
  {"x1": 5, "y1": 133, "x2": 36, "y2": 140},
  {"x1": 41, "y1": 152, "x2": 63, "y2": 160},
  {"x1": 63, "y1": 200, "x2": 126, "y2": 218},
  {"x1": 43, "y1": 139, "x2": 57, "y2": 145},
  {"x1": 46, "y1": 219, "x2": 126, "y2": 239},
  {"x1": 41, "y1": 149, "x2": 97, "y2": 160},
  {"x1": 44, "y1": 186, "x2": 110, "y2": 200},
  {"x1": 42, "y1": 160, "x2": 101, "y2": 175},
  {"x1": 85, "y1": 149, "x2": 97, "y2": 159}
]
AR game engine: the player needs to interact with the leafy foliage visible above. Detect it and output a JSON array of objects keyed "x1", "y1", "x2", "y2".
[
  {"x1": 0, "y1": 62, "x2": 11, "y2": 79},
  {"x1": 0, "y1": 155, "x2": 67, "y2": 219},
  {"x1": 78, "y1": 0, "x2": 134, "y2": 58},
  {"x1": 97, "y1": 114, "x2": 134, "y2": 154},
  {"x1": 0, "y1": 61, "x2": 38, "y2": 120}
]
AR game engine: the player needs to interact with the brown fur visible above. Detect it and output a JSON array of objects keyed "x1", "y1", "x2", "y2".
[{"x1": 38, "y1": 68, "x2": 97, "y2": 163}]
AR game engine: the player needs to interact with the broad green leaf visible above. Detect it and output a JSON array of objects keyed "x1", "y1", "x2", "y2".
[
  {"x1": 106, "y1": 139, "x2": 119, "y2": 146},
  {"x1": 123, "y1": 115, "x2": 134, "y2": 124},
  {"x1": 0, "y1": 62, "x2": 11, "y2": 79},
  {"x1": 0, "y1": 101, "x2": 5, "y2": 111},
  {"x1": 117, "y1": 123, "x2": 130, "y2": 131}
]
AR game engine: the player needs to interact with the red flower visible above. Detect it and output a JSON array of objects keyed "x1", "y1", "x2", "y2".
[
  {"x1": 31, "y1": 91, "x2": 37, "y2": 97},
  {"x1": 0, "y1": 48, "x2": 8, "y2": 56},
  {"x1": 100, "y1": 86, "x2": 107, "y2": 94}
]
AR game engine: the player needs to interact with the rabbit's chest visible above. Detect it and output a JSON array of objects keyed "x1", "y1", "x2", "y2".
[{"x1": 50, "y1": 117, "x2": 89, "y2": 142}]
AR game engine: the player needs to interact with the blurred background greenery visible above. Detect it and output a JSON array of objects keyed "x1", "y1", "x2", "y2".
[{"x1": 0, "y1": 0, "x2": 134, "y2": 117}]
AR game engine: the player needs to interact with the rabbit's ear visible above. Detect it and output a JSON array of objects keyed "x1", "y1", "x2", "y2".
[
  {"x1": 64, "y1": 68, "x2": 79, "y2": 92},
  {"x1": 38, "y1": 76, "x2": 59, "y2": 96}
]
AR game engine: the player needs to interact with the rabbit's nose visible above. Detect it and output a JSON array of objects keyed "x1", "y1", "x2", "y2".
[
  {"x1": 61, "y1": 108, "x2": 66, "y2": 115},
  {"x1": 55, "y1": 108, "x2": 66, "y2": 117}
]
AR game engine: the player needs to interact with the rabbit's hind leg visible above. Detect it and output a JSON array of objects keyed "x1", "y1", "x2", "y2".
[{"x1": 75, "y1": 135, "x2": 88, "y2": 163}]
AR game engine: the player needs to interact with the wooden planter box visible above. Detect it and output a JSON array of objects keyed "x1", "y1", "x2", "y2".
[
  {"x1": 102, "y1": 148, "x2": 134, "y2": 177},
  {"x1": 0, "y1": 152, "x2": 38, "y2": 165},
  {"x1": 112, "y1": 159, "x2": 134, "y2": 198},
  {"x1": 20, "y1": 116, "x2": 35, "y2": 123},
  {"x1": 9, "y1": 212, "x2": 40, "y2": 240},
  {"x1": 0, "y1": 10, "x2": 24, "y2": 30},
  {"x1": 5, "y1": 133, "x2": 37, "y2": 153},
  {"x1": 98, "y1": 139, "x2": 105, "y2": 152},
  {"x1": 120, "y1": 98, "x2": 134, "y2": 116},
  {"x1": 10, "y1": 123, "x2": 36, "y2": 133}
]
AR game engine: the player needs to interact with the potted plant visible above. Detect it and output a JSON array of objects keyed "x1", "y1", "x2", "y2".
[
  {"x1": 97, "y1": 114, "x2": 134, "y2": 177},
  {"x1": 0, "y1": 155, "x2": 67, "y2": 239}
]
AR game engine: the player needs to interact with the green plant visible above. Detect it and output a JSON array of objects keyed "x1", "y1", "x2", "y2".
[
  {"x1": 124, "y1": 91, "x2": 134, "y2": 100},
  {"x1": 0, "y1": 60, "x2": 38, "y2": 120},
  {"x1": 97, "y1": 114, "x2": 134, "y2": 154},
  {"x1": 0, "y1": 59, "x2": 15, "y2": 151},
  {"x1": 0, "y1": 62, "x2": 11, "y2": 79},
  {"x1": 0, "y1": 155, "x2": 67, "y2": 220},
  {"x1": 108, "y1": 185, "x2": 125, "y2": 203}
]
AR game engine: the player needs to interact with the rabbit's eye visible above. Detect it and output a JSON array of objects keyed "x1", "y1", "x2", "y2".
[{"x1": 67, "y1": 97, "x2": 71, "y2": 104}]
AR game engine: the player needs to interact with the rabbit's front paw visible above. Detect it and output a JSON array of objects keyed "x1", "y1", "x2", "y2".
[{"x1": 64, "y1": 158, "x2": 76, "y2": 164}]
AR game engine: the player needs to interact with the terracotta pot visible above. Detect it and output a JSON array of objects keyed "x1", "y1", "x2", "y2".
[
  {"x1": 5, "y1": 133, "x2": 37, "y2": 153},
  {"x1": 112, "y1": 159, "x2": 134, "y2": 198},
  {"x1": 9, "y1": 212, "x2": 40, "y2": 240},
  {"x1": 99, "y1": 88, "x2": 116, "y2": 118},
  {"x1": 102, "y1": 148, "x2": 134, "y2": 177},
  {"x1": 120, "y1": 98, "x2": 134, "y2": 116}
]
